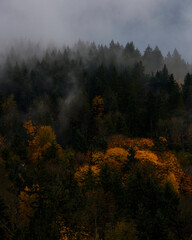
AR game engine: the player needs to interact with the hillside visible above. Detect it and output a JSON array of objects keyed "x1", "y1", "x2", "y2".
[{"x1": 1, "y1": 42, "x2": 192, "y2": 239}]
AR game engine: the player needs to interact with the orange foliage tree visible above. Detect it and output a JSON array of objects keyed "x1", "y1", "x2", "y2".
[
  {"x1": 101, "y1": 135, "x2": 192, "y2": 194},
  {"x1": 91, "y1": 147, "x2": 129, "y2": 173},
  {"x1": 24, "y1": 120, "x2": 60, "y2": 162},
  {"x1": 57, "y1": 218, "x2": 90, "y2": 240},
  {"x1": 75, "y1": 165, "x2": 100, "y2": 187},
  {"x1": 92, "y1": 96, "x2": 104, "y2": 118},
  {"x1": 18, "y1": 185, "x2": 38, "y2": 228},
  {"x1": 108, "y1": 135, "x2": 154, "y2": 150}
]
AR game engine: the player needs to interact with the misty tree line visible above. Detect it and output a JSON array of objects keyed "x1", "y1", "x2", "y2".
[
  {"x1": 1, "y1": 41, "x2": 192, "y2": 239},
  {"x1": 0, "y1": 40, "x2": 191, "y2": 150}
]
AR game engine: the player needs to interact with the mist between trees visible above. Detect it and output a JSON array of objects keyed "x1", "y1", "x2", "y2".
[{"x1": 0, "y1": 39, "x2": 191, "y2": 145}]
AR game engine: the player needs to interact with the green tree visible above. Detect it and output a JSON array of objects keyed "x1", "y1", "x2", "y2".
[
  {"x1": 126, "y1": 76, "x2": 145, "y2": 136},
  {"x1": 183, "y1": 73, "x2": 192, "y2": 109},
  {"x1": 168, "y1": 74, "x2": 183, "y2": 111}
]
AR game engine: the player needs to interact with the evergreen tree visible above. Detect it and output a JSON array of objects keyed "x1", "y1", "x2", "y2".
[
  {"x1": 168, "y1": 74, "x2": 183, "y2": 111},
  {"x1": 183, "y1": 73, "x2": 192, "y2": 109}
]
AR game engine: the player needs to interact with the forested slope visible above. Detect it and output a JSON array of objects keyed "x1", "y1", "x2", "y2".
[{"x1": 1, "y1": 41, "x2": 192, "y2": 239}]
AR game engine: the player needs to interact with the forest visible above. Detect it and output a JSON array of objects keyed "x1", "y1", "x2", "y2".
[{"x1": 1, "y1": 40, "x2": 192, "y2": 239}]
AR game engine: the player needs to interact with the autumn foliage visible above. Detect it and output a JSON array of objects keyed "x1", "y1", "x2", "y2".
[
  {"x1": 2, "y1": 41, "x2": 192, "y2": 240},
  {"x1": 18, "y1": 185, "x2": 38, "y2": 228},
  {"x1": 108, "y1": 135, "x2": 154, "y2": 150},
  {"x1": 92, "y1": 96, "x2": 104, "y2": 118},
  {"x1": 75, "y1": 135, "x2": 192, "y2": 195},
  {"x1": 24, "y1": 120, "x2": 59, "y2": 162}
]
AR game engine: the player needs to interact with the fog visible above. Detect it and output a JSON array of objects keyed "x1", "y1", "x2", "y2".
[{"x1": 0, "y1": 0, "x2": 192, "y2": 61}]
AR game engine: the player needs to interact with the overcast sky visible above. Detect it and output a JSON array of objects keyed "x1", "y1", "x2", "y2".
[{"x1": 0, "y1": 0, "x2": 192, "y2": 61}]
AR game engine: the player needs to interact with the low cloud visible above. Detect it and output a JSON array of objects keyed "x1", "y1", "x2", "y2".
[{"x1": 1, "y1": 0, "x2": 192, "y2": 61}]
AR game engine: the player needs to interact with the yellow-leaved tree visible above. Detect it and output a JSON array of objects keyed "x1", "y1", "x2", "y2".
[
  {"x1": 57, "y1": 217, "x2": 90, "y2": 240},
  {"x1": 92, "y1": 96, "x2": 104, "y2": 118},
  {"x1": 18, "y1": 185, "x2": 39, "y2": 228},
  {"x1": 108, "y1": 135, "x2": 154, "y2": 150},
  {"x1": 75, "y1": 165, "x2": 100, "y2": 187},
  {"x1": 91, "y1": 147, "x2": 129, "y2": 172},
  {"x1": 24, "y1": 120, "x2": 60, "y2": 162}
]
